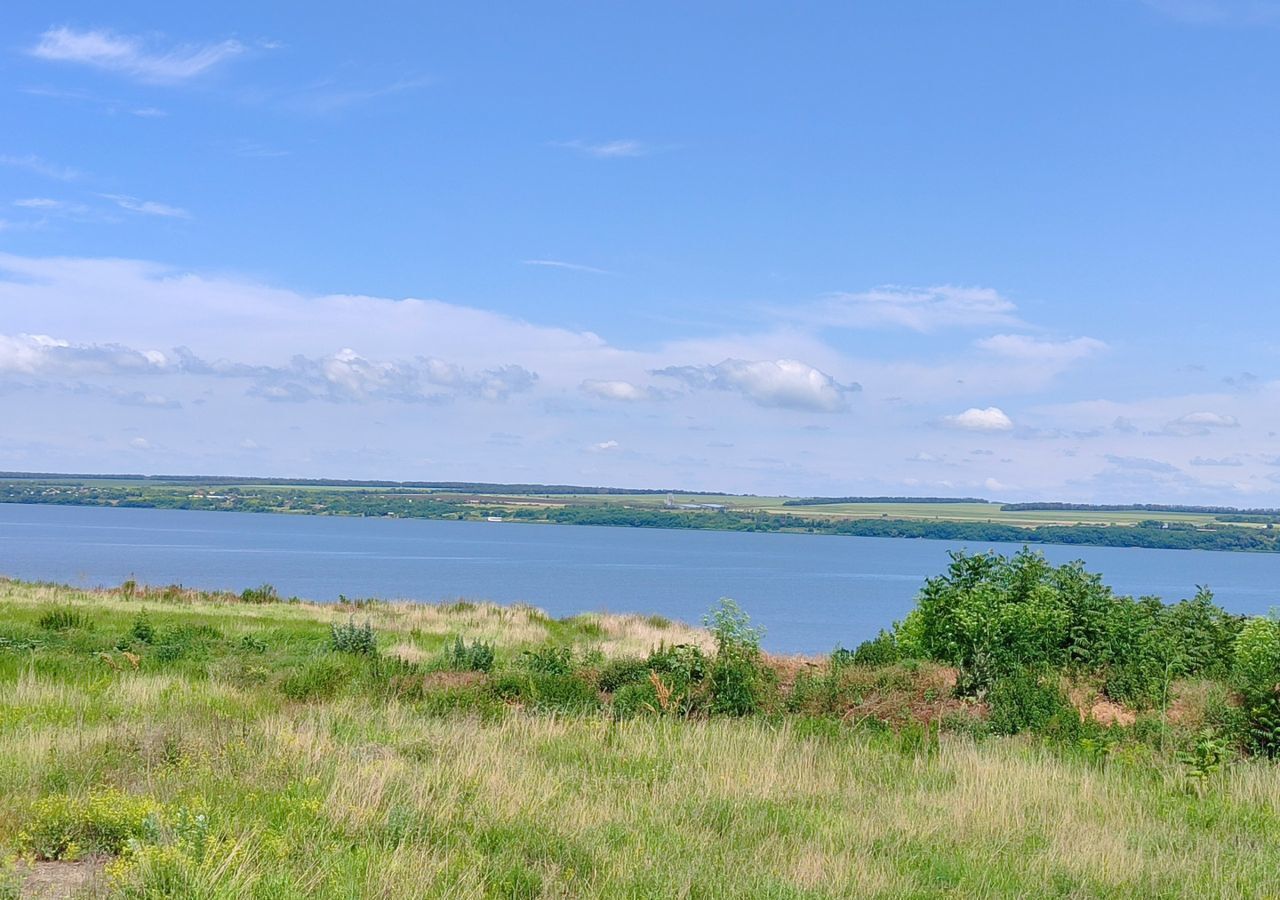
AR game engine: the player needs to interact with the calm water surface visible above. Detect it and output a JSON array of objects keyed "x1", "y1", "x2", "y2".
[{"x1": 3, "y1": 503, "x2": 1279, "y2": 654}]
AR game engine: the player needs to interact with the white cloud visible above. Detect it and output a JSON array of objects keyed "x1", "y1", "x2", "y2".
[
  {"x1": 588, "y1": 440, "x2": 620, "y2": 452},
  {"x1": 580, "y1": 379, "x2": 650, "y2": 402},
  {"x1": 0, "y1": 333, "x2": 170, "y2": 377},
  {"x1": 0, "y1": 154, "x2": 80, "y2": 181},
  {"x1": 100, "y1": 194, "x2": 190, "y2": 219},
  {"x1": 654, "y1": 358, "x2": 859, "y2": 412},
  {"x1": 522, "y1": 259, "x2": 613, "y2": 275},
  {"x1": 795, "y1": 285, "x2": 1020, "y2": 332},
  {"x1": 942, "y1": 406, "x2": 1014, "y2": 431},
  {"x1": 129, "y1": 437, "x2": 152, "y2": 450},
  {"x1": 975, "y1": 334, "x2": 1108, "y2": 365},
  {"x1": 552, "y1": 139, "x2": 649, "y2": 158},
  {"x1": 30, "y1": 27, "x2": 245, "y2": 83}
]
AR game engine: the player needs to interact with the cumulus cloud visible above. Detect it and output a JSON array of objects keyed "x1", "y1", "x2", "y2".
[
  {"x1": 975, "y1": 334, "x2": 1108, "y2": 365},
  {"x1": 794, "y1": 285, "x2": 1020, "y2": 332},
  {"x1": 580, "y1": 379, "x2": 653, "y2": 402},
  {"x1": 654, "y1": 359, "x2": 859, "y2": 412},
  {"x1": 241, "y1": 349, "x2": 537, "y2": 403},
  {"x1": 30, "y1": 27, "x2": 245, "y2": 83},
  {"x1": 941, "y1": 406, "x2": 1014, "y2": 431},
  {"x1": 0, "y1": 333, "x2": 170, "y2": 377}
]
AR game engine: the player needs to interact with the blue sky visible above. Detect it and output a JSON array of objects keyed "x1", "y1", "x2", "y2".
[{"x1": 2, "y1": 1, "x2": 1280, "y2": 501}]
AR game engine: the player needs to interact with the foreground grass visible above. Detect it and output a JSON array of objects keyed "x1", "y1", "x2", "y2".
[{"x1": 2, "y1": 580, "x2": 1279, "y2": 898}]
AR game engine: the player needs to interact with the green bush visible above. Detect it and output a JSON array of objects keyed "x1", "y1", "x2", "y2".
[
  {"x1": 850, "y1": 630, "x2": 901, "y2": 667},
  {"x1": 151, "y1": 624, "x2": 222, "y2": 662},
  {"x1": 330, "y1": 618, "x2": 377, "y2": 656},
  {"x1": 704, "y1": 599, "x2": 770, "y2": 717},
  {"x1": 521, "y1": 645, "x2": 573, "y2": 676},
  {"x1": 988, "y1": 669, "x2": 1075, "y2": 736},
  {"x1": 130, "y1": 613, "x2": 155, "y2": 644},
  {"x1": 239, "y1": 583, "x2": 280, "y2": 604},
  {"x1": 486, "y1": 671, "x2": 598, "y2": 713},
  {"x1": 442, "y1": 635, "x2": 496, "y2": 672},
  {"x1": 597, "y1": 658, "x2": 652, "y2": 693},
  {"x1": 612, "y1": 681, "x2": 660, "y2": 718}
]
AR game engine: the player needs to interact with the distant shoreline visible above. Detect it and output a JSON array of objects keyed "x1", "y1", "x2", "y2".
[{"x1": 3, "y1": 474, "x2": 1279, "y2": 554}]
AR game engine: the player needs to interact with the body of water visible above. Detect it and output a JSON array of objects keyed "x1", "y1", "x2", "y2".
[{"x1": 2, "y1": 502, "x2": 1278, "y2": 654}]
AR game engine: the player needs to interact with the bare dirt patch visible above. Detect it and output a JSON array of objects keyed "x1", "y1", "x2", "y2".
[{"x1": 17, "y1": 859, "x2": 107, "y2": 899}]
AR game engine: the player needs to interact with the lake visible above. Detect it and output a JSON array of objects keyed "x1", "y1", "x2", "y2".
[{"x1": 2, "y1": 502, "x2": 1279, "y2": 654}]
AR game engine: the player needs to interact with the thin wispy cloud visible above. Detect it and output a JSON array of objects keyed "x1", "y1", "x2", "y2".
[
  {"x1": 552, "y1": 139, "x2": 650, "y2": 159},
  {"x1": 792, "y1": 286, "x2": 1022, "y2": 332},
  {"x1": 279, "y1": 76, "x2": 433, "y2": 115},
  {"x1": 0, "y1": 154, "x2": 81, "y2": 181},
  {"x1": 29, "y1": 27, "x2": 246, "y2": 83},
  {"x1": 19, "y1": 86, "x2": 169, "y2": 118},
  {"x1": 522, "y1": 259, "x2": 613, "y2": 275},
  {"x1": 99, "y1": 194, "x2": 191, "y2": 219}
]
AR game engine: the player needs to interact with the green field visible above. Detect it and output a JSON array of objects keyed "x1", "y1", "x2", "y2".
[{"x1": 2, "y1": 567, "x2": 1280, "y2": 898}]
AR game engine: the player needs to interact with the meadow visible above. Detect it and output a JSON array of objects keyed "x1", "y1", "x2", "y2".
[{"x1": 2, "y1": 560, "x2": 1280, "y2": 898}]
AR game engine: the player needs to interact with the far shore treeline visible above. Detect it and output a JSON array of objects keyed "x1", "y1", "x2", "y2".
[{"x1": 4, "y1": 475, "x2": 1280, "y2": 553}]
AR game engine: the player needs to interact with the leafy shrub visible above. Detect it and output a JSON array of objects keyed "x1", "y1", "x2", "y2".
[
  {"x1": 521, "y1": 645, "x2": 573, "y2": 676},
  {"x1": 330, "y1": 618, "x2": 377, "y2": 656},
  {"x1": 987, "y1": 669, "x2": 1075, "y2": 736},
  {"x1": 597, "y1": 658, "x2": 652, "y2": 693},
  {"x1": 704, "y1": 599, "x2": 770, "y2": 716},
  {"x1": 612, "y1": 680, "x2": 660, "y2": 718},
  {"x1": 646, "y1": 643, "x2": 708, "y2": 685},
  {"x1": 239, "y1": 583, "x2": 280, "y2": 604},
  {"x1": 38, "y1": 607, "x2": 91, "y2": 631},
  {"x1": 829, "y1": 647, "x2": 856, "y2": 669},
  {"x1": 442, "y1": 635, "x2": 495, "y2": 672},
  {"x1": 18, "y1": 789, "x2": 159, "y2": 860},
  {"x1": 130, "y1": 613, "x2": 155, "y2": 644},
  {"x1": 850, "y1": 630, "x2": 901, "y2": 667}
]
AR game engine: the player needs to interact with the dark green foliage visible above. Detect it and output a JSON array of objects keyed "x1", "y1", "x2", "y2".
[
  {"x1": 38, "y1": 608, "x2": 91, "y2": 631},
  {"x1": 130, "y1": 613, "x2": 155, "y2": 644},
  {"x1": 987, "y1": 669, "x2": 1075, "y2": 736},
  {"x1": 705, "y1": 599, "x2": 770, "y2": 716},
  {"x1": 521, "y1": 645, "x2": 573, "y2": 676},
  {"x1": 850, "y1": 630, "x2": 901, "y2": 667},
  {"x1": 612, "y1": 681, "x2": 660, "y2": 718},
  {"x1": 489, "y1": 671, "x2": 599, "y2": 713},
  {"x1": 597, "y1": 657, "x2": 652, "y2": 693},
  {"x1": 330, "y1": 618, "x2": 377, "y2": 656},
  {"x1": 442, "y1": 635, "x2": 495, "y2": 672},
  {"x1": 908, "y1": 549, "x2": 1244, "y2": 699},
  {"x1": 239, "y1": 583, "x2": 280, "y2": 604}
]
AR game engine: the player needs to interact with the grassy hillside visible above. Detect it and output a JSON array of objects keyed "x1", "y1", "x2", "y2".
[{"x1": 2, "y1": 577, "x2": 1279, "y2": 898}]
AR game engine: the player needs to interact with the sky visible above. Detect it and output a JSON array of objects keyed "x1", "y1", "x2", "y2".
[{"x1": 2, "y1": 1, "x2": 1280, "y2": 502}]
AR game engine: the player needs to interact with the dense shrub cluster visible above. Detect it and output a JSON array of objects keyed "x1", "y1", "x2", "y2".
[{"x1": 870, "y1": 549, "x2": 1280, "y2": 753}]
